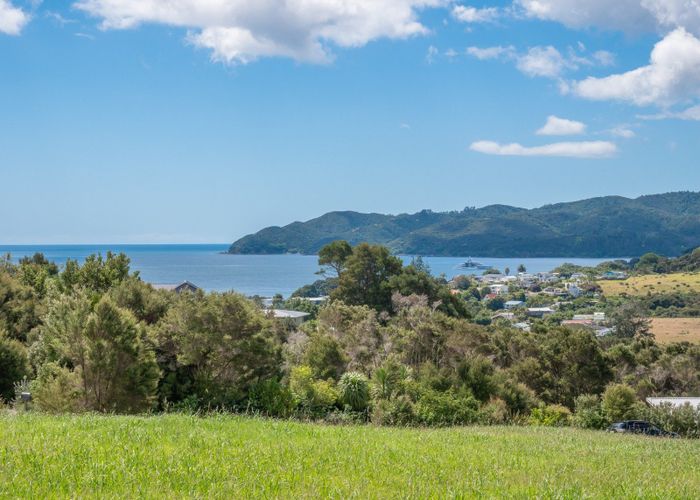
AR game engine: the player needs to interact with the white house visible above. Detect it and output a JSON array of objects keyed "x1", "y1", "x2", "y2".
[
  {"x1": 271, "y1": 309, "x2": 310, "y2": 327},
  {"x1": 646, "y1": 397, "x2": 700, "y2": 410}
]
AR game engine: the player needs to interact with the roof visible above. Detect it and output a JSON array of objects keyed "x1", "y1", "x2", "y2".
[
  {"x1": 151, "y1": 281, "x2": 200, "y2": 292},
  {"x1": 271, "y1": 309, "x2": 311, "y2": 319},
  {"x1": 646, "y1": 397, "x2": 700, "y2": 409},
  {"x1": 505, "y1": 300, "x2": 524, "y2": 305}
]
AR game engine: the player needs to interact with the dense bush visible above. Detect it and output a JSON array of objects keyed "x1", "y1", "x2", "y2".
[
  {"x1": 0, "y1": 331, "x2": 29, "y2": 402},
  {"x1": 573, "y1": 394, "x2": 608, "y2": 430},
  {"x1": 601, "y1": 384, "x2": 638, "y2": 422},
  {"x1": 528, "y1": 404, "x2": 572, "y2": 427},
  {"x1": 2, "y1": 248, "x2": 700, "y2": 435}
]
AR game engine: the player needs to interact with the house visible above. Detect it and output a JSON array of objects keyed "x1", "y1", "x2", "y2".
[
  {"x1": 562, "y1": 319, "x2": 594, "y2": 328},
  {"x1": 513, "y1": 322, "x2": 531, "y2": 332},
  {"x1": 542, "y1": 287, "x2": 568, "y2": 297},
  {"x1": 573, "y1": 312, "x2": 606, "y2": 323},
  {"x1": 504, "y1": 300, "x2": 524, "y2": 310},
  {"x1": 565, "y1": 282, "x2": 582, "y2": 298},
  {"x1": 598, "y1": 271, "x2": 628, "y2": 280},
  {"x1": 492, "y1": 312, "x2": 516, "y2": 322},
  {"x1": 151, "y1": 281, "x2": 200, "y2": 293},
  {"x1": 271, "y1": 309, "x2": 310, "y2": 326},
  {"x1": 490, "y1": 284, "x2": 509, "y2": 295},
  {"x1": 527, "y1": 307, "x2": 555, "y2": 318},
  {"x1": 646, "y1": 397, "x2": 700, "y2": 410}
]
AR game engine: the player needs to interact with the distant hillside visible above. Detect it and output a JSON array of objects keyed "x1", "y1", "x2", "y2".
[{"x1": 228, "y1": 192, "x2": 700, "y2": 258}]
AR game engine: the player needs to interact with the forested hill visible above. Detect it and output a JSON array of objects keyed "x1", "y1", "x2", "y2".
[{"x1": 228, "y1": 192, "x2": 700, "y2": 258}]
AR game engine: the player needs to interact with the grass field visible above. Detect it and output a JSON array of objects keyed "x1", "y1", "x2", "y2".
[
  {"x1": 598, "y1": 272, "x2": 700, "y2": 296},
  {"x1": 651, "y1": 317, "x2": 700, "y2": 344},
  {"x1": 1, "y1": 414, "x2": 699, "y2": 498}
]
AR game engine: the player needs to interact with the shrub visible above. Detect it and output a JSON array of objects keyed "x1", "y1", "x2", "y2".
[
  {"x1": 248, "y1": 379, "x2": 296, "y2": 418},
  {"x1": 573, "y1": 394, "x2": 608, "y2": 430},
  {"x1": 338, "y1": 372, "x2": 370, "y2": 412},
  {"x1": 371, "y1": 395, "x2": 416, "y2": 426},
  {"x1": 640, "y1": 403, "x2": 700, "y2": 438},
  {"x1": 529, "y1": 404, "x2": 572, "y2": 427},
  {"x1": 478, "y1": 397, "x2": 509, "y2": 425},
  {"x1": 31, "y1": 363, "x2": 84, "y2": 414},
  {"x1": 289, "y1": 366, "x2": 339, "y2": 416},
  {"x1": 0, "y1": 332, "x2": 29, "y2": 402},
  {"x1": 414, "y1": 389, "x2": 479, "y2": 427},
  {"x1": 601, "y1": 383, "x2": 638, "y2": 422}
]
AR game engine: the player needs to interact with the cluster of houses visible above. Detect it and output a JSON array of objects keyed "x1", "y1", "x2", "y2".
[{"x1": 451, "y1": 271, "x2": 614, "y2": 335}]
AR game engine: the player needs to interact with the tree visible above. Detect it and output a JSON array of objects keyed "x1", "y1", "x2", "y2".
[
  {"x1": 318, "y1": 240, "x2": 353, "y2": 277},
  {"x1": 157, "y1": 292, "x2": 281, "y2": 407},
  {"x1": 517, "y1": 264, "x2": 527, "y2": 273},
  {"x1": 0, "y1": 330, "x2": 28, "y2": 401},
  {"x1": 602, "y1": 383, "x2": 638, "y2": 422},
  {"x1": 504, "y1": 267, "x2": 510, "y2": 276},
  {"x1": 61, "y1": 252, "x2": 134, "y2": 293},
  {"x1": 0, "y1": 271, "x2": 42, "y2": 342},
  {"x1": 34, "y1": 293, "x2": 160, "y2": 412},
  {"x1": 611, "y1": 301, "x2": 652, "y2": 340},
  {"x1": 303, "y1": 332, "x2": 347, "y2": 381},
  {"x1": 387, "y1": 265, "x2": 469, "y2": 318},
  {"x1": 332, "y1": 243, "x2": 403, "y2": 312}
]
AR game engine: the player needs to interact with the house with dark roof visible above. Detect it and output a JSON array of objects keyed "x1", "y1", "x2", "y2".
[{"x1": 151, "y1": 281, "x2": 200, "y2": 293}]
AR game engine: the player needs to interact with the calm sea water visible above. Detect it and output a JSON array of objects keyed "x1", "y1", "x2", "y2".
[{"x1": 0, "y1": 245, "x2": 617, "y2": 297}]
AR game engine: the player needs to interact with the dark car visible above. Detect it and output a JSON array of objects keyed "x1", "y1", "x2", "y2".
[{"x1": 608, "y1": 420, "x2": 678, "y2": 437}]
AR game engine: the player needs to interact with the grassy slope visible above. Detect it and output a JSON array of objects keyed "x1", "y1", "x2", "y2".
[
  {"x1": 1, "y1": 414, "x2": 699, "y2": 498},
  {"x1": 651, "y1": 318, "x2": 700, "y2": 344},
  {"x1": 598, "y1": 273, "x2": 700, "y2": 296}
]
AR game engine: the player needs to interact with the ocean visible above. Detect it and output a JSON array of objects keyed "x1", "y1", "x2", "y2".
[{"x1": 0, "y1": 244, "x2": 618, "y2": 297}]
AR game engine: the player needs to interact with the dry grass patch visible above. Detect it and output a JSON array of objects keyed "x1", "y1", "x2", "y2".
[
  {"x1": 651, "y1": 317, "x2": 700, "y2": 344},
  {"x1": 598, "y1": 273, "x2": 700, "y2": 296}
]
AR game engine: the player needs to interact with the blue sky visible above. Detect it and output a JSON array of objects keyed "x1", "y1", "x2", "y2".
[{"x1": 1, "y1": 0, "x2": 699, "y2": 244}]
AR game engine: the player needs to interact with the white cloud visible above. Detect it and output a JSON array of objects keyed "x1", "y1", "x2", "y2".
[
  {"x1": 593, "y1": 50, "x2": 615, "y2": 67},
  {"x1": 470, "y1": 140, "x2": 617, "y2": 158},
  {"x1": 426, "y1": 44, "x2": 439, "y2": 63},
  {"x1": 452, "y1": 5, "x2": 499, "y2": 23},
  {"x1": 570, "y1": 28, "x2": 700, "y2": 106},
  {"x1": 0, "y1": 0, "x2": 29, "y2": 35},
  {"x1": 516, "y1": 46, "x2": 568, "y2": 78},
  {"x1": 517, "y1": 0, "x2": 700, "y2": 36},
  {"x1": 639, "y1": 104, "x2": 700, "y2": 121},
  {"x1": 74, "y1": 0, "x2": 446, "y2": 64},
  {"x1": 536, "y1": 115, "x2": 586, "y2": 136},
  {"x1": 466, "y1": 45, "x2": 515, "y2": 60},
  {"x1": 608, "y1": 126, "x2": 637, "y2": 138}
]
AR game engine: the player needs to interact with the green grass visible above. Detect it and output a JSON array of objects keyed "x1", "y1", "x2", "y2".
[{"x1": 1, "y1": 414, "x2": 699, "y2": 498}]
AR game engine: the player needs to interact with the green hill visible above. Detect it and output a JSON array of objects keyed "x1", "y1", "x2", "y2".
[{"x1": 228, "y1": 191, "x2": 700, "y2": 257}]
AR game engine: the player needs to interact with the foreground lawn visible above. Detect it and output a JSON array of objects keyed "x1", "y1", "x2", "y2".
[
  {"x1": 598, "y1": 272, "x2": 700, "y2": 296},
  {"x1": 1, "y1": 414, "x2": 699, "y2": 498}
]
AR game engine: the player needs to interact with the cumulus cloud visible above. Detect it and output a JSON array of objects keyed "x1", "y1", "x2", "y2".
[
  {"x1": 570, "y1": 28, "x2": 700, "y2": 106},
  {"x1": 517, "y1": 0, "x2": 700, "y2": 36},
  {"x1": 0, "y1": 0, "x2": 29, "y2": 35},
  {"x1": 466, "y1": 45, "x2": 515, "y2": 60},
  {"x1": 536, "y1": 115, "x2": 586, "y2": 136},
  {"x1": 74, "y1": 0, "x2": 445, "y2": 64},
  {"x1": 516, "y1": 46, "x2": 569, "y2": 78},
  {"x1": 470, "y1": 140, "x2": 617, "y2": 158},
  {"x1": 452, "y1": 4, "x2": 499, "y2": 24}
]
